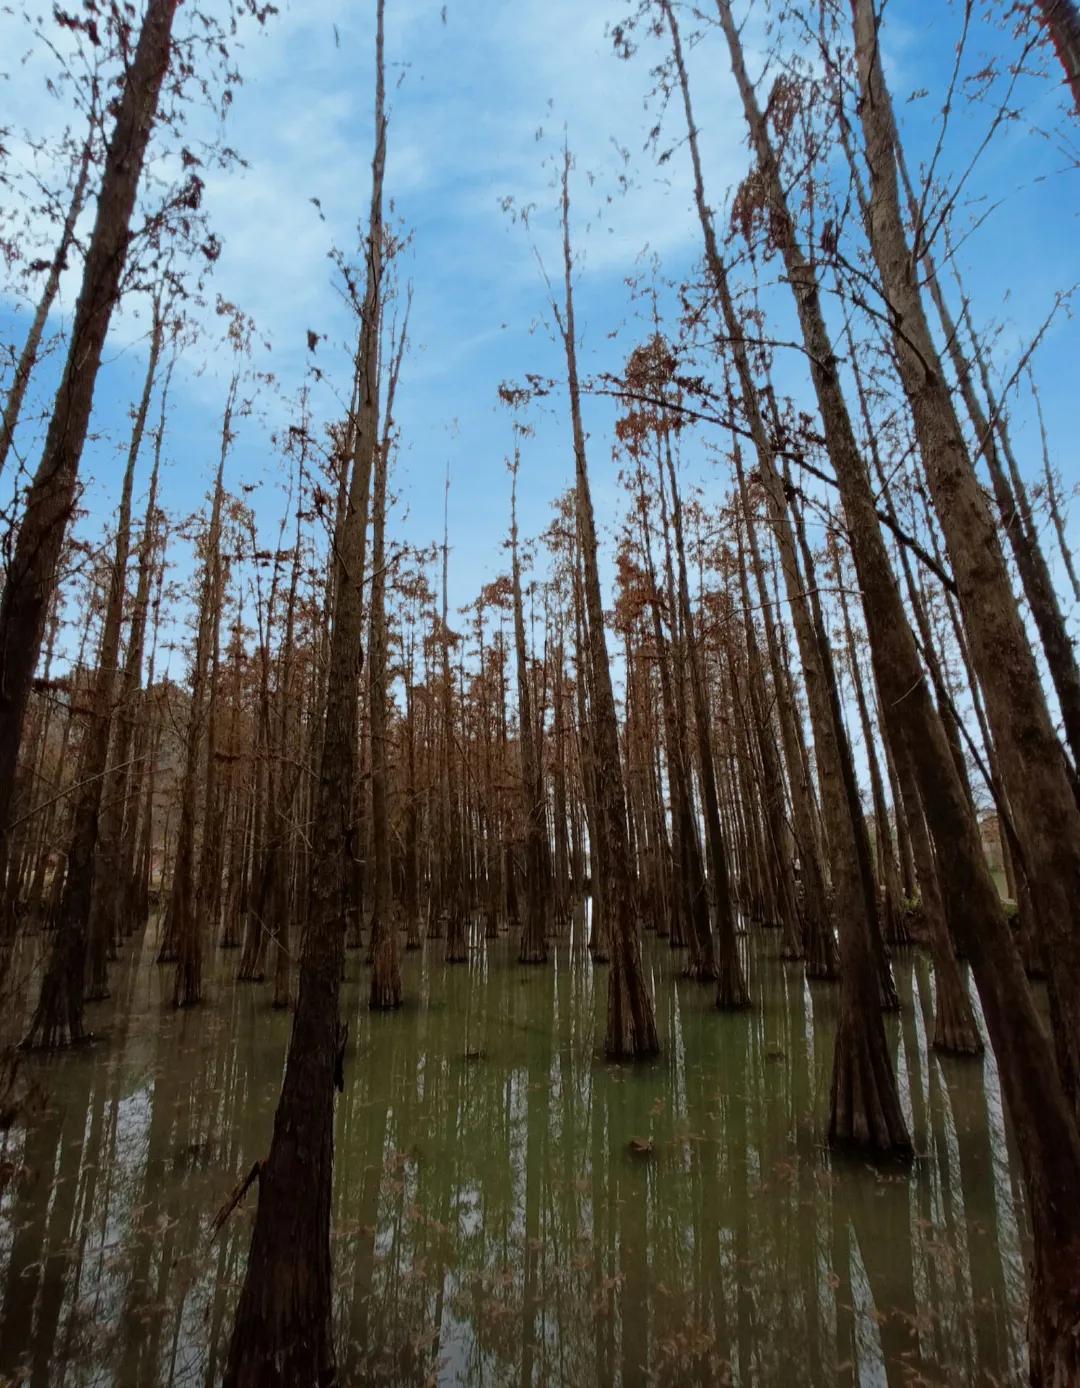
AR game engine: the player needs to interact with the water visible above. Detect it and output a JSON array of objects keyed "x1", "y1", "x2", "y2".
[{"x1": 0, "y1": 921, "x2": 1030, "y2": 1386}]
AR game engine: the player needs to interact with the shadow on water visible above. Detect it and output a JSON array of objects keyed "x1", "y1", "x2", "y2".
[{"x1": 0, "y1": 916, "x2": 1030, "y2": 1385}]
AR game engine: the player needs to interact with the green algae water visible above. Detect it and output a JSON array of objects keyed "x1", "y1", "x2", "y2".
[{"x1": 0, "y1": 921, "x2": 1029, "y2": 1385}]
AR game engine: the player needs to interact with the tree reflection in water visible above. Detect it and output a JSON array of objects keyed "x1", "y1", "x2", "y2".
[{"x1": 0, "y1": 917, "x2": 1027, "y2": 1385}]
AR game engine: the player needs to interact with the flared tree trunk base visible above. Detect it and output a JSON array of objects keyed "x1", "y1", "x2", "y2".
[
  {"x1": 715, "y1": 935, "x2": 750, "y2": 1010},
  {"x1": 604, "y1": 953, "x2": 659, "y2": 1060},
  {"x1": 369, "y1": 930, "x2": 402, "y2": 1010},
  {"x1": 21, "y1": 984, "x2": 90, "y2": 1052},
  {"x1": 236, "y1": 941, "x2": 267, "y2": 984},
  {"x1": 1028, "y1": 1255, "x2": 1080, "y2": 1388},
  {"x1": 878, "y1": 962, "x2": 900, "y2": 1013},
  {"x1": 883, "y1": 894, "x2": 912, "y2": 949},
  {"x1": 683, "y1": 957, "x2": 718, "y2": 982},
  {"x1": 828, "y1": 1006, "x2": 913, "y2": 1157},
  {"x1": 931, "y1": 960, "x2": 983, "y2": 1056}
]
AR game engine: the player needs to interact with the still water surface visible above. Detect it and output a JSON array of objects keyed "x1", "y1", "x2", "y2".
[{"x1": 0, "y1": 921, "x2": 1028, "y2": 1386}]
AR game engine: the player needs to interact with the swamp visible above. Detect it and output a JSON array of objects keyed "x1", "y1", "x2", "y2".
[{"x1": 0, "y1": 0, "x2": 1077, "y2": 1383}]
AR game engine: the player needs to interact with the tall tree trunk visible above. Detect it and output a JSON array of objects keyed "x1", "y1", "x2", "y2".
[
  {"x1": 223, "y1": 5, "x2": 386, "y2": 1381},
  {"x1": 369, "y1": 300, "x2": 408, "y2": 1010},
  {"x1": 850, "y1": 0, "x2": 1080, "y2": 1121},
  {"x1": 662, "y1": 434, "x2": 748, "y2": 1006},
  {"x1": 511, "y1": 459, "x2": 549, "y2": 965},
  {"x1": 85, "y1": 309, "x2": 164, "y2": 999},
  {"x1": 169, "y1": 398, "x2": 229, "y2": 1006},
  {"x1": 90, "y1": 351, "x2": 168, "y2": 968},
  {"x1": 558, "y1": 151, "x2": 658, "y2": 1059},
  {"x1": 717, "y1": 12, "x2": 1080, "y2": 1381},
  {"x1": 20, "y1": 307, "x2": 159, "y2": 1046},
  {"x1": 712, "y1": 0, "x2": 913, "y2": 1152},
  {"x1": 0, "y1": 0, "x2": 180, "y2": 925}
]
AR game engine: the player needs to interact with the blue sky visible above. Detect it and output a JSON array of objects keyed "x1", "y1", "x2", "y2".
[{"x1": 1, "y1": 0, "x2": 1077, "y2": 686}]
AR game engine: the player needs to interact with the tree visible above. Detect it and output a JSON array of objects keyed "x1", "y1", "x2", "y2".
[
  {"x1": 0, "y1": 0, "x2": 182, "y2": 928},
  {"x1": 222, "y1": 3, "x2": 387, "y2": 1380}
]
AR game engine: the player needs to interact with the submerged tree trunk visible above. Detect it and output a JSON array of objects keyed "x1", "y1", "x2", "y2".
[
  {"x1": 21, "y1": 309, "x2": 160, "y2": 1047},
  {"x1": 91, "y1": 357, "x2": 168, "y2": 968},
  {"x1": 369, "y1": 302, "x2": 407, "y2": 1011},
  {"x1": 664, "y1": 438, "x2": 748, "y2": 1006},
  {"x1": 714, "y1": 0, "x2": 913, "y2": 1153},
  {"x1": 511, "y1": 460, "x2": 549, "y2": 965},
  {"x1": 844, "y1": 7, "x2": 1080, "y2": 1370},
  {"x1": 169, "y1": 401, "x2": 229, "y2": 1006},
  {"x1": 559, "y1": 152, "x2": 658, "y2": 1059},
  {"x1": 223, "y1": 6, "x2": 387, "y2": 1382},
  {"x1": 85, "y1": 309, "x2": 164, "y2": 1000}
]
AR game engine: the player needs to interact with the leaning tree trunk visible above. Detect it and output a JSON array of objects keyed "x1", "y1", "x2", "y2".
[
  {"x1": 850, "y1": 0, "x2": 1080, "y2": 1120},
  {"x1": 717, "y1": 12, "x2": 1080, "y2": 1381},
  {"x1": 662, "y1": 0, "x2": 840, "y2": 986},
  {"x1": 21, "y1": 311, "x2": 158, "y2": 1047},
  {"x1": 892, "y1": 145, "x2": 1080, "y2": 787},
  {"x1": 0, "y1": 0, "x2": 180, "y2": 927},
  {"x1": 836, "y1": 568, "x2": 909, "y2": 950},
  {"x1": 711, "y1": 0, "x2": 915, "y2": 1152}
]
